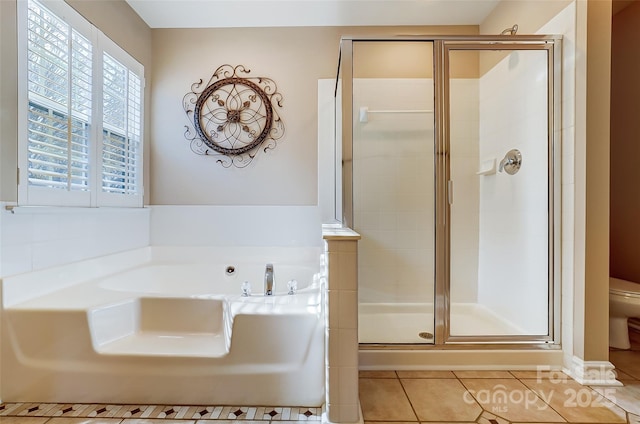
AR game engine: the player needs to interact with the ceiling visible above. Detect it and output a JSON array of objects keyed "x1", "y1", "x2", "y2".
[{"x1": 124, "y1": 0, "x2": 501, "y2": 29}]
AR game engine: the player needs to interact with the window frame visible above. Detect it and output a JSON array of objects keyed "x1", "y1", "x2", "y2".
[{"x1": 17, "y1": 0, "x2": 145, "y2": 208}]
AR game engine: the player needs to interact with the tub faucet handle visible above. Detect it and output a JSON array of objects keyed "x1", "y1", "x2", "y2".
[
  {"x1": 241, "y1": 281, "x2": 252, "y2": 297},
  {"x1": 265, "y1": 263, "x2": 275, "y2": 296},
  {"x1": 287, "y1": 279, "x2": 298, "y2": 295}
]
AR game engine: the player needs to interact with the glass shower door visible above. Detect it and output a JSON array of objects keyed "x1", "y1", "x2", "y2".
[
  {"x1": 443, "y1": 42, "x2": 559, "y2": 342},
  {"x1": 352, "y1": 41, "x2": 436, "y2": 344}
]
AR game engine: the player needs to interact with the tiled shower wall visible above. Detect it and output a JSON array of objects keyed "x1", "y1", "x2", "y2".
[
  {"x1": 476, "y1": 49, "x2": 552, "y2": 334},
  {"x1": 0, "y1": 204, "x2": 322, "y2": 278},
  {"x1": 449, "y1": 79, "x2": 481, "y2": 305},
  {"x1": 149, "y1": 205, "x2": 321, "y2": 247},
  {"x1": 353, "y1": 78, "x2": 435, "y2": 304},
  {"x1": 353, "y1": 78, "x2": 480, "y2": 305}
]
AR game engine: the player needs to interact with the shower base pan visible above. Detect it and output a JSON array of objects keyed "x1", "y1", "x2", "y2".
[{"x1": 359, "y1": 302, "x2": 527, "y2": 344}]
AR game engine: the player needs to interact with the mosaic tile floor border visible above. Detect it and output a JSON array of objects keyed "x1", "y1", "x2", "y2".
[{"x1": 0, "y1": 404, "x2": 322, "y2": 421}]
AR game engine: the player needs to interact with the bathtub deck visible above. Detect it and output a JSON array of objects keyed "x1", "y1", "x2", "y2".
[{"x1": 97, "y1": 332, "x2": 229, "y2": 357}]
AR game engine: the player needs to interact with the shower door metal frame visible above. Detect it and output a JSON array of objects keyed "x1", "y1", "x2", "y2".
[
  {"x1": 435, "y1": 38, "x2": 562, "y2": 345},
  {"x1": 339, "y1": 35, "x2": 562, "y2": 348}
]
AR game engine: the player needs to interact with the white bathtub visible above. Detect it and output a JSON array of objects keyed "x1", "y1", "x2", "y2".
[{"x1": 1, "y1": 246, "x2": 325, "y2": 406}]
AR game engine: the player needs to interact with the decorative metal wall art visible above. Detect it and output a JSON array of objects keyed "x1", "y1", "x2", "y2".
[{"x1": 183, "y1": 64, "x2": 285, "y2": 168}]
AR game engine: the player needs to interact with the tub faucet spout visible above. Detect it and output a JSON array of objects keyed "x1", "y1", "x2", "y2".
[{"x1": 265, "y1": 263, "x2": 275, "y2": 295}]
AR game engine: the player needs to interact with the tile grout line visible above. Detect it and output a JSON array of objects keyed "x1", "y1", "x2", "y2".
[
  {"x1": 504, "y1": 371, "x2": 635, "y2": 424},
  {"x1": 394, "y1": 372, "x2": 420, "y2": 423},
  {"x1": 514, "y1": 376, "x2": 575, "y2": 424},
  {"x1": 452, "y1": 372, "x2": 489, "y2": 424}
]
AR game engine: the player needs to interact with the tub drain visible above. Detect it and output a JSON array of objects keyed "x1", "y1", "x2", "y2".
[{"x1": 418, "y1": 332, "x2": 434, "y2": 340}]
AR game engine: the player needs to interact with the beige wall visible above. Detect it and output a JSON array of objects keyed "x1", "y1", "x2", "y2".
[
  {"x1": 354, "y1": 42, "x2": 435, "y2": 78},
  {"x1": 65, "y1": 0, "x2": 151, "y2": 67},
  {"x1": 0, "y1": 0, "x2": 18, "y2": 201},
  {"x1": 353, "y1": 41, "x2": 479, "y2": 79},
  {"x1": 150, "y1": 25, "x2": 476, "y2": 205},
  {"x1": 570, "y1": 0, "x2": 613, "y2": 362},
  {"x1": 573, "y1": 0, "x2": 613, "y2": 364},
  {"x1": 582, "y1": 0, "x2": 611, "y2": 362},
  {"x1": 611, "y1": 0, "x2": 640, "y2": 283},
  {"x1": 0, "y1": 0, "x2": 152, "y2": 203}
]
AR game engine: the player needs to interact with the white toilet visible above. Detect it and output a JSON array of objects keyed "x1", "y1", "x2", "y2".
[{"x1": 609, "y1": 277, "x2": 640, "y2": 349}]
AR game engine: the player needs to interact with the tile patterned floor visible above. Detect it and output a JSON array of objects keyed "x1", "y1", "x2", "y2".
[
  {"x1": 360, "y1": 330, "x2": 640, "y2": 424},
  {"x1": 0, "y1": 404, "x2": 322, "y2": 424}
]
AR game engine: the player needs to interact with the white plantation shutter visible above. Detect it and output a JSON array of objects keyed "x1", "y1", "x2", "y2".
[
  {"x1": 101, "y1": 54, "x2": 141, "y2": 197},
  {"x1": 98, "y1": 45, "x2": 144, "y2": 207},
  {"x1": 19, "y1": 0, "x2": 144, "y2": 207},
  {"x1": 27, "y1": 102, "x2": 90, "y2": 190},
  {"x1": 24, "y1": 0, "x2": 92, "y2": 205}
]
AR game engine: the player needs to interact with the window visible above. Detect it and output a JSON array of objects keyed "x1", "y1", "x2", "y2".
[
  {"x1": 100, "y1": 52, "x2": 143, "y2": 205},
  {"x1": 18, "y1": 0, "x2": 144, "y2": 207}
]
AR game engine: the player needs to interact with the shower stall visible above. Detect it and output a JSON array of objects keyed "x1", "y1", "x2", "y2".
[{"x1": 332, "y1": 35, "x2": 561, "y2": 346}]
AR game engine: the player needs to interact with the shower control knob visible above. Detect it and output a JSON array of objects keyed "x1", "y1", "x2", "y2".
[{"x1": 499, "y1": 149, "x2": 522, "y2": 175}]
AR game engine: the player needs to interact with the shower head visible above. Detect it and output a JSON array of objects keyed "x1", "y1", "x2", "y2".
[{"x1": 501, "y1": 24, "x2": 519, "y2": 36}]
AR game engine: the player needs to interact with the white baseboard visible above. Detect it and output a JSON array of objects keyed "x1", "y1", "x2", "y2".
[
  {"x1": 360, "y1": 349, "x2": 564, "y2": 370},
  {"x1": 563, "y1": 356, "x2": 622, "y2": 386}
]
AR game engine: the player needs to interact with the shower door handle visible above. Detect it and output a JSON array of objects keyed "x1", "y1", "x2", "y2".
[{"x1": 447, "y1": 180, "x2": 453, "y2": 205}]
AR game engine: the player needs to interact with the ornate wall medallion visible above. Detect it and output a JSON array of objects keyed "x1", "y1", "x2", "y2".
[{"x1": 183, "y1": 65, "x2": 284, "y2": 168}]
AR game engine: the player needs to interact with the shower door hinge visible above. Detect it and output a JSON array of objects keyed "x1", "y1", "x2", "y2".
[{"x1": 447, "y1": 180, "x2": 453, "y2": 204}]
